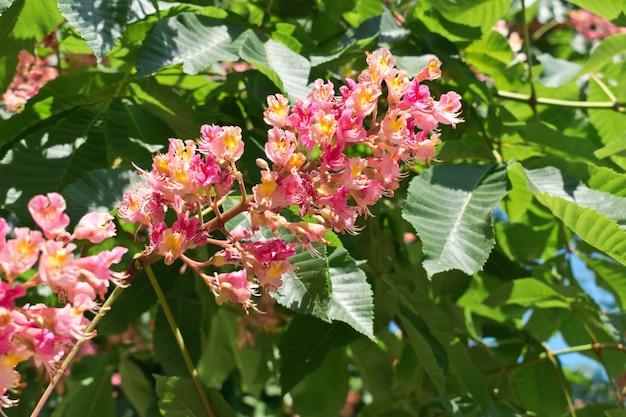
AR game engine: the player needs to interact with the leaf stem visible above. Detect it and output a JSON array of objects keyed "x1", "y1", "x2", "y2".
[
  {"x1": 520, "y1": 0, "x2": 538, "y2": 120},
  {"x1": 542, "y1": 342, "x2": 577, "y2": 417},
  {"x1": 29, "y1": 285, "x2": 125, "y2": 417},
  {"x1": 145, "y1": 265, "x2": 216, "y2": 417},
  {"x1": 496, "y1": 90, "x2": 625, "y2": 110}
]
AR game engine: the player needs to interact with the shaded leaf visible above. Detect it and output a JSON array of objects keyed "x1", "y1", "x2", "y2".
[
  {"x1": 136, "y1": 12, "x2": 242, "y2": 77},
  {"x1": 402, "y1": 163, "x2": 509, "y2": 277},
  {"x1": 279, "y1": 314, "x2": 359, "y2": 393},
  {"x1": 582, "y1": 254, "x2": 626, "y2": 310},
  {"x1": 58, "y1": 0, "x2": 131, "y2": 62},
  {"x1": 155, "y1": 375, "x2": 236, "y2": 417},
  {"x1": 119, "y1": 358, "x2": 153, "y2": 417},
  {"x1": 537, "y1": 53, "x2": 582, "y2": 87}
]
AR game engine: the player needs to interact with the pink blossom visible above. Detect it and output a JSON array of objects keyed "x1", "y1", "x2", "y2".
[
  {"x1": 28, "y1": 193, "x2": 70, "y2": 239},
  {"x1": 38, "y1": 240, "x2": 80, "y2": 292},
  {"x1": 0, "y1": 227, "x2": 43, "y2": 280},
  {"x1": 198, "y1": 125, "x2": 244, "y2": 163},
  {"x1": 433, "y1": 91, "x2": 463, "y2": 127},
  {"x1": 75, "y1": 246, "x2": 128, "y2": 298},
  {"x1": 215, "y1": 269, "x2": 254, "y2": 305},
  {"x1": 73, "y1": 212, "x2": 116, "y2": 243},
  {"x1": 265, "y1": 127, "x2": 296, "y2": 167},
  {"x1": 263, "y1": 94, "x2": 291, "y2": 128}
]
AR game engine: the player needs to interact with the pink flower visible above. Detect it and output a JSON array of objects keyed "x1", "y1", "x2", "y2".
[
  {"x1": 433, "y1": 91, "x2": 463, "y2": 127},
  {"x1": 38, "y1": 240, "x2": 80, "y2": 292},
  {"x1": 198, "y1": 125, "x2": 244, "y2": 163},
  {"x1": 75, "y1": 246, "x2": 128, "y2": 298},
  {"x1": 73, "y1": 212, "x2": 116, "y2": 243},
  {"x1": 215, "y1": 270, "x2": 254, "y2": 305},
  {"x1": 0, "y1": 227, "x2": 43, "y2": 280},
  {"x1": 263, "y1": 94, "x2": 291, "y2": 128},
  {"x1": 265, "y1": 127, "x2": 296, "y2": 167},
  {"x1": 28, "y1": 193, "x2": 70, "y2": 239}
]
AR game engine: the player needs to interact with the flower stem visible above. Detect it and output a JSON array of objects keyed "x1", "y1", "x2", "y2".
[
  {"x1": 497, "y1": 90, "x2": 625, "y2": 111},
  {"x1": 145, "y1": 265, "x2": 216, "y2": 417},
  {"x1": 29, "y1": 285, "x2": 125, "y2": 417}
]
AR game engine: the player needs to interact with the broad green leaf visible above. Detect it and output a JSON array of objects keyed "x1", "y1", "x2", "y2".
[
  {"x1": 238, "y1": 31, "x2": 312, "y2": 102},
  {"x1": 58, "y1": 0, "x2": 130, "y2": 63},
  {"x1": 537, "y1": 53, "x2": 582, "y2": 87},
  {"x1": 520, "y1": 122, "x2": 601, "y2": 163},
  {"x1": 272, "y1": 246, "x2": 332, "y2": 321},
  {"x1": 62, "y1": 168, "x2": 137, "y2": 222},
  {"x1": 350, "y1": 338, "x2": 393, "y2": 402},
  {"x1": 290, "y1": 348, "x2": 349, "y2": 417},
  {"x1": 153, "y1": 273, "x2": 202, "y2": 376},
  {"x1": 595, "y1": 132, "x2": 626, "y2": 160},
  {"x1": 326, "y1": 247, "x2": 374, "y2": 339},
  {"x1": 279, "y1": 314, "x2": 359, "y2": 392},
  {"x1": 119, "y1": 358, "x2": 153, "y2": 417},
  {"x1": 581, "y1": 33, "x2": 626, "y2": 74},
  {"x1": 514, "y1": 360, "x2": 568, "y2": 417},
  {"x1": 426, "y1": 0, "x2": 512, "y2": 35},
  {"x1": 510, "y1": 163, "x2": 626, "y2": 266},
  {"x1": 402, "y1": 163, "x2": 509, "y2": 277},
  {"x1": 155, "y1": 375, "x2": 236, "y2": 417},
  {"x1": 581, "y1": 254, "x2": 626, "y2": 310},
  {"x1": 51, "y1": 355, "x2": 117, "y2": 417},
  {"x1": 484, "y1": 277, "x2": 573, "y2": 309},
  {"x1": 588, "y1": 80, "x2": 626, "y2": 170},
  {"x1": 523, "y1": 165, "x2": 626, "y2": 227},
  {"x1": 136, "y1": 12, "x2": 243, "y2": 77},
  {"x1": 397, "y1": 302, "x2": 448, "y2": 395}
]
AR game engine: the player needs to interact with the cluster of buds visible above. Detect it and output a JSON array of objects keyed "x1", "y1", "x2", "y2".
[
  {"x1": 119, "y1": 48, "x2": 462, "y2": 310},
  {"x1": 1, "y1": 50, "x2": 58, "y2": 113},
  {"x1": 0, "y1": 193, "x2": 127, "y2": 408}
]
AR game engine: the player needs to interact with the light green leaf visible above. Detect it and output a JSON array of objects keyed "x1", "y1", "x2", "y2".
[
  {"x1": 279, "y1": 314, "x2": 359, "y2": 393},
  {"x1": 567, "y1": 0, "x2": 626, "y2": 25},
  {"x1": 581, "y1": 33, "x2": 626, "y2": 75},
  {"x1": 537, "y1": 53, "x2": 582, "y2": 87},
  {"x1": 136, "y1": 12, "x2": 242, "y2": 77},
  {"x1": 402, "y1": 163, "x2": 509, "y2": 277},
  {"x1": 510, "y1": 163, "x2": 626, "y2": 266},
  {"x1": 155, "y1": 375, "x2": 236, "y2": 417},
  {"x1": 484, "y1": 277, "x2": 573, "y2": 309},
  {"x1": 523, "y1": 165, "x2": 626, "y2": 227},
  {"x1": 595, "y1": 132, "x2": 626, "y2": 160},
  {"x1": 520, "y1": 122, "x2": 600, "y2": 162},
  {"x1": 58, "y1": 0, "x2": 131, "y2": 63},
  {"x1": 239, "y1": 31, "x2": 311, "y2": 102},
  {"x1": 424, "y1": 0, "x2": 513, "y2": 36},
  {"x1": 119, "y1": 358, "x2": 153, "y2": 417},
  {"x1": 326, "y1": 247, "x2": 374, "y2": 339}
]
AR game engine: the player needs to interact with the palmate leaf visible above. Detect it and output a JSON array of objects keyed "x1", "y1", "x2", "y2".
[
  {"x1": 279, "y1": 314, "x2": 359, "y2": 393},
  {"x1": 510, "y1": 163, "x2": 626, "y2": 266},
  {"x1": 155, "y1": 375, "x2": 236, "y2": 417},
  {"x1": 401, "y1": 163, "x2": 509, "y2": 277},
  {"x1": 135, "y1": 11, "x2": 243, "y2": 77},
  {"x1": 58, "y1": 0, "x2": 131, "y2": 63}
]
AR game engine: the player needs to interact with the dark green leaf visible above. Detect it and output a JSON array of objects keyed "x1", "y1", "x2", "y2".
[
  {"x1": 58, "y1": 0, "x2": 131, "y2": 62},
  {"x1": 279, "y1": 314, "x2": 359, "y2": 392},
  {"x1": 155, "y1": 375, "x2": 236, "y2": 417},
  {"x1": 119, "y1": 358, "x2": 153, "y2": 417},
  {"x1": 402, "y1": 163, "x2": 509, "y2": 277}
]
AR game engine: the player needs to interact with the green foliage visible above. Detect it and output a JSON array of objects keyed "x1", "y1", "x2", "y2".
[{"x1": 3, "y1": 0, "x2": 626, "y2": 416}]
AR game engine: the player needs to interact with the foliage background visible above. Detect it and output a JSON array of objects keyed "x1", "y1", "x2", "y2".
[{"x1": 1, "y1": 0, "x2": 626, "y2": 416}]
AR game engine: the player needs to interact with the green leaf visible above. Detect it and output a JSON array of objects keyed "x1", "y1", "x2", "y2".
[
  {"x1": 567, "y1": 0, "x2": 626, "y2": 25},
  {"x1": 350, "y1": 338, "x2": 394, "y2": 402},
  {"x1": 155, "y1": 375, "x2": 236, "y2": 417},
  {"x1": 238, "y1": 31, "x2": 312, "y2": 102},
  {"x1": 397, "y1": 302, "x2": 448, "y2": 395},
  {"x1": 581, "y1": 254, "x2": 626, "y2": 310},
  {"x1": 0, "y1": 0, "x2": 15, "y2": 16},
  {"x1": 402, "y1": 163, "x2": 509, "y2": 277},
  {"x1": 427, "y1": 0, "x2": 512, "y2": 35},
  {"x1": 153, "y1": 274, "x2": 203, "y2": 376},
  {"x1": 119, "y1": 358, "x2": 153, "y2": 417},
  {"x1": 58, "y1": 0, "x2": 131, "y2": 63},
  {"x1": 51, "y1": 355, "x2": 117, "y2": 417},
  {"x1": 279, "y1": 314, "x2": 359, "y2": 393},
  {"x1": 62, "y1": 168, "x2": 137, "y2": 222},
  {"x1": 520, "y1": 122, "x2": 601, "y2": 163},
  {"x1": 537, "y1": 53, "x2": 582, "y2": 87},
  {"x1": 290, "y1": 348, "x2": 350, "y2": 417},
  {"x1": 595, "y1": 132, "x2": 626, "y2": 160},
  {"x1": 136, "y1": 12, "x2": 243, "y2": 77},
  {"x1": 484, "y1": 277, "x2": 573, "y2": 309},
  {"x1": 196, "y1": 308, "x2": 237, "y2": 387},
  {"x1": 272, "y1": 246, "x2": 332, "y2": 321},
  {"x1": 581, "y1": 33, "x2": 626, "y2": 75},
  {"x1": 326, "y1": 247, "x2": 374, "y2": 339},
  {"x1": 510, "y1": 163, "x2": 626, "y2": 266}
]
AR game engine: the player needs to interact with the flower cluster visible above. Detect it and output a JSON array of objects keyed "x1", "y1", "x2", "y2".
[
  {"x1": 1, "y1": 50, "x2": 58, "y2": 113},
  {"x1": 569, "y1": 9, "x2": 626, "y2": 41},
  {"x1": 0, "y1": 193, "x2": 127, "y2": 408},
  {"x1": 119, "y1": 48, "x2": 462, "y2": 310}
]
